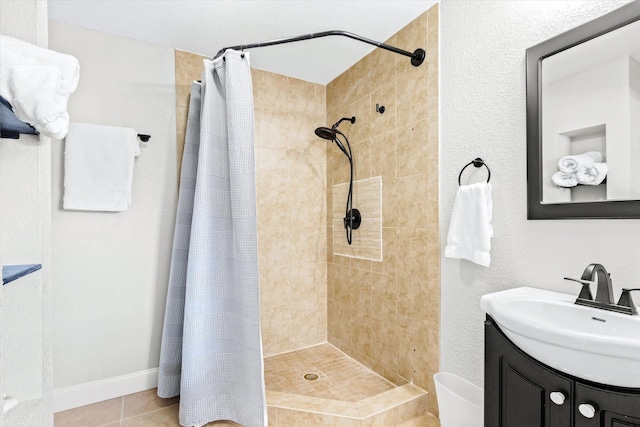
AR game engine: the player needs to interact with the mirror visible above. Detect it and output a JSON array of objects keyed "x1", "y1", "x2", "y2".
[{"x1": 527, "y1": 1, "x2": 640, "y2": 219}]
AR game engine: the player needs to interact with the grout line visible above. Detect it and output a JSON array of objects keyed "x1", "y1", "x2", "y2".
[{"x1": 119, "y1": 404, "x2": 179, "y2": 423}]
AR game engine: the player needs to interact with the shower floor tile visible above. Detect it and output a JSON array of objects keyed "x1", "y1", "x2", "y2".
[{"x1": 264, "y1": 343, "x2": 394, "y2": 402}]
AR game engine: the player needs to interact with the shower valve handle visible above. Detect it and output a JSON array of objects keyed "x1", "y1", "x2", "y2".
[{"x1": 344, "y1": 209, "x2": 362, "y2": 230}]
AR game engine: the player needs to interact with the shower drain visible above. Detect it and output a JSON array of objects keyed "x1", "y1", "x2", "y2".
[{"x1": 303, "y1": 373, "x2": 319, "y2": 381}]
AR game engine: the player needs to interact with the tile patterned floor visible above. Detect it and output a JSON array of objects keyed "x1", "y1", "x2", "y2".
[
  {"x1": 264, "y1": 343, "x2": 395, "y2": 402},
  {"x1": 53, "y1": 390, "x2": 242, "y2": 427},
  {"x1": 55, "y1": 343, "x2": 440, "y2": 426}
]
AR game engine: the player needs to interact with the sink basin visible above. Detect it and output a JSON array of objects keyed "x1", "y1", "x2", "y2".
[{"x1": 481, "y1": 287, "x2": 640, "y2": 388}]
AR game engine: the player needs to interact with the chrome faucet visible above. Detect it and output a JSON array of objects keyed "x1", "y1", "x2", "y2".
[{"x1": 565, "y1": 264, "x2": 638, "y2": 315}]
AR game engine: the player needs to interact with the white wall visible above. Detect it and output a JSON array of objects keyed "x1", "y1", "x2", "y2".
[
  {"x1": 440, "y1": 0, "x2": 636, "y2": 387},
  {"x1": 0, "y1": 0, "x2": 53, "y2": 425},
  {"x1": 48, "y1": 22, "x2": 176, "y2": 408}
]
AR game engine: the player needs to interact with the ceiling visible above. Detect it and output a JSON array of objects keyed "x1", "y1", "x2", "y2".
[{"x1": 47, "y1": 0, "x2": 437, "y2": 85}]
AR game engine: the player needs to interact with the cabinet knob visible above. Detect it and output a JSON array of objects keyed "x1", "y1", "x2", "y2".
[
  {"x1": 578, "y1": 403, "x2": 597, "y2": 419},
  {"x1": 549, "y1": 391, "x2": 566, "y2": 405}
]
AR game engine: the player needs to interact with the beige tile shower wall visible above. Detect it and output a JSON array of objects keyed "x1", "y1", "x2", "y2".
[
  {"x1": 326, "y1": 5, "x2": 440, "y2": 413},
  {"x1": 333, "y1": 177, "x2": 382, "y2": 260},
  {"x1": 253, "y1": 69, "x2": 328, "y2": 356},
  {"x1": 175, "y1": 51, "x2": 327, "y2": 357}
]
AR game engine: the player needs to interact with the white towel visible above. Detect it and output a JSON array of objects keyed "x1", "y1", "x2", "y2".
[
  {"x1": 557, "y1": 151, "x2": 602, "y2": 174},
  {"x1": 0, "y1": 35, "x2": 80, "y2": 139},
  {"x1": 576, "y1": 162, "x2": 608, "y2": 185},
  {"x1": 63, "y1": 123, "x2": 139, "y2": 211},
  {"x1": 445, "y1": 181, "x2": 493, "y2": 267},
  {"x1": 552, "y1": 171, "x2": 578, "y2": 187}
]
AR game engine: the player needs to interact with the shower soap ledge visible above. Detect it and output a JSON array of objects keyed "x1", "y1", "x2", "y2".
[{"x1": 2, "y1": 263, "x2": 42, "y2": 285}]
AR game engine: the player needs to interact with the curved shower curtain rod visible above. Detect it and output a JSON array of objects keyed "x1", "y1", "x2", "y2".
[{"x1": 213, "y1": 30, "x2": 426, "y2": 66}]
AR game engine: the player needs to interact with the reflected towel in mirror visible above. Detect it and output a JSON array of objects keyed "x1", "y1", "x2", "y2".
[
  {"x1": 557, "y1": 151, "x2": 602, "y2": 174},
  {"x1": 552, "y1": 171, "x2": 578, "y2": 188},
  {"x1": 577, "y1": 162, "x2": 608, "y2": 185}
]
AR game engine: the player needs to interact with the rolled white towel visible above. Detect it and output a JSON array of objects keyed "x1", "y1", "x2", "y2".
[
  {"x1": 558, "y1": 151, "x2": 602, "y2": 174},
  {"x1": 0, "y1": 35, "x2": 80, "y2": 139},
  {"x1": 576, "y1": 162, "x2": 608, "y2": 185},
  {"x1": 552, "y1": 171, "x2": 578, "y2": 187}
]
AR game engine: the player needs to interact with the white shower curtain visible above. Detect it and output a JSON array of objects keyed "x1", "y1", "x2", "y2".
[{"x1": 158, "y1": 51, "x2": 266, "y2": 427}]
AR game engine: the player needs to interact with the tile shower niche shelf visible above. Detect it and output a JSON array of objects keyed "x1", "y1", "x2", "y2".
[{"x1": 2, "y1": 264, "x2": 41, "y2": 285}]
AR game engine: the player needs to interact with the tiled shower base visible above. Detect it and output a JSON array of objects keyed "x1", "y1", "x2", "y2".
[{"x1": 264, "y1": 343, "x2": 430, "y2": 426}]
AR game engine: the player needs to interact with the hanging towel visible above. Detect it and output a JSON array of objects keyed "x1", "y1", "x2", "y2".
[
  {"x1": 63, "y1": 123, "x2": 139, "y2": 211},
  {"x1": 576, "y1": 162, "x2": 608, "y2": 186},
  {"x1": 552, "y1": 171, "x2": 578, "y2": 188},
  {"x1": 557, "y1": 151, "x2": 602, "y2": 174},
  {"x1": 0, "y1": 95, "x2": 39, "y2": 139},
  {"x1": 445, "y1": 181, "x2": 493, "y2": 267},
  {"x1": 0, "y1": 35, "x2": 79, "y2": 139}
]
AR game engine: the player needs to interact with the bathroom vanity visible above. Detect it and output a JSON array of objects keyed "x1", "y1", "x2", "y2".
[{"x1": 485, "y1": 316, "x2": 640, "y2": 426}]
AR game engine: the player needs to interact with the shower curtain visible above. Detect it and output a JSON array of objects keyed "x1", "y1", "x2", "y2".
[{"x1": 158, "y1": 51, "x2": 266, "y2": 427}]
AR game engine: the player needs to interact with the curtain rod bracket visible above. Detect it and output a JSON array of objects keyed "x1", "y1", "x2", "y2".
[
  {"x1": 411, "y1": 49, "x2": 426, "y2": 66},
  {"x1": 214, "y1": 30, "x2": 426, "y2": 67}
]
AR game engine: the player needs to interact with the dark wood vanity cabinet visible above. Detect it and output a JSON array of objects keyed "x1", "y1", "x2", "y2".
[
  {"x1": 574, "y1": 384, "x2": 640, "y2": 427},
  {"x1": 485, "y1": 316, "x2": 640, "y2": 427}
]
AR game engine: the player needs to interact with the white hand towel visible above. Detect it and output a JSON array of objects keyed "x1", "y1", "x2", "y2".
[
  {"x1": 557, "y1": 151, "x2": 602, "y2": 174},
  {"x1": 445, "y1": 181, "x2": 493, "y2": 267},
  {"x1": 63, "y1": 123, "x2": 139, "y2": 211},
  {"x1": 0, "y1": 35, "x2": 79, "y2": 139},
  {"x1": 576, "y1": 162, "x2": 608, "y2": 185},
  {"x1": 552, "y1": 171, "x2": 578, "y2": 187}
]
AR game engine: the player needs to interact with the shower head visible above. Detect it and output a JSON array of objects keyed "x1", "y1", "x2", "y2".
[
  {"x1": 314, "y1": 116, "x2": 356, "y2": 159},
  {"x1": 314, "y1": 116, "x2": 356, "y2": 141},
  {"x1": 314, "y1": 126, "x2": 336, "y2": 141}
]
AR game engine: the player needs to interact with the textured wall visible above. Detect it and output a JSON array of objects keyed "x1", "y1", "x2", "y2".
[
  {"x1": 175, "y1": 51, "x2": 328, "y2": 357},
  {"x1": 326, "y1": 5, "x2": 440, "y2": 411},
  {"x1": 440, "y1": 0, "x2": 634, "y2": 387},
  {"x1": 0, "y1": 0, "x2": 53, "y2": 425},
  {"x1": 49, "y1": 22, "x2": 177, "y2": 389}
]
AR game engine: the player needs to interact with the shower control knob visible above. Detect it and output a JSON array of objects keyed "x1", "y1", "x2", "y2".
[
  {"x1": 549, "y1": 391, "x2": 565, "y2": 406},
  {"x1": 578, "y1": 403, "x2": 597, "y2": 418}
]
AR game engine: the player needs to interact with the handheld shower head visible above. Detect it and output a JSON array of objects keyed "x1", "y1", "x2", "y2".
[
  {"x1": 314, "y1": 116, "x2": 356, "y2": 159},
  {"x1": 314, "y1": 116, "x2": 356, "y2": 141},
  {"x1": 314, "y1": 126, "x2": 335, "y2": 140},
  {"x1": 313, "y1": 117, "x2": 359, "y2": 245}
]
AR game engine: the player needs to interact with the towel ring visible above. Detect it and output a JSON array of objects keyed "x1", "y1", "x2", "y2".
[{"x1": 458, "y1": 158, "x2": 491, "y2": 186}]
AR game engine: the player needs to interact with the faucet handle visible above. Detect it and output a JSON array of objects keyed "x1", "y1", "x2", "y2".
[
  {"x1": 617, "y1": 288, "x2": 640, "y2": 315},
  {"x1": 564, "y1": 277, "x2": 594, "y2": 301}
]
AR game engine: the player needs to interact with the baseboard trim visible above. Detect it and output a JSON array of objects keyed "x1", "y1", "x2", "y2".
[{"x1": 53, "y1": 368, "x2": 159, "y2": 413}]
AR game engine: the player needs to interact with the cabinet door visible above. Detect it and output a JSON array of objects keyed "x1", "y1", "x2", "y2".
[
  {"x1": 485, "y1": 317, "x2": 572, "y2": 427},
  {"x1": 575, "y1": 383, "x2": 640, "y2": 427}
]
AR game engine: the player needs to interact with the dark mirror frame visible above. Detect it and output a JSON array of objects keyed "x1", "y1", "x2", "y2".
[{"x1": 526, "y1": 1, "x2": 640, "y2": 219}]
